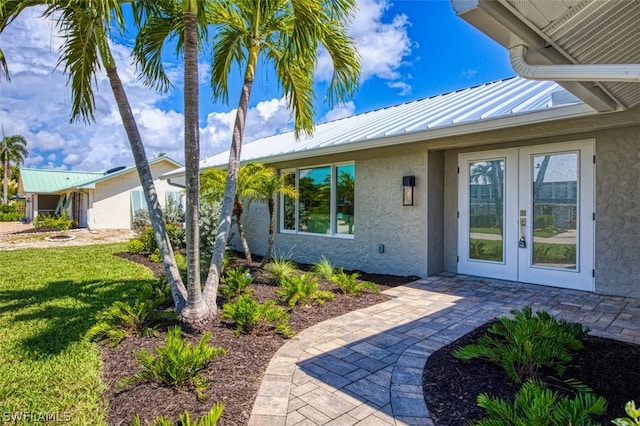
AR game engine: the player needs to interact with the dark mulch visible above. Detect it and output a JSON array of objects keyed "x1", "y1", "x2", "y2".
[
  {"x1": 102, "y1": 253, "x2": 417, "y2": 425},
  {"x1": 423, "y1": 321, "x2": 640, "y2": 425}
]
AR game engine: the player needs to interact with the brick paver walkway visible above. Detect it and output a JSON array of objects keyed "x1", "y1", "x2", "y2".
[{"x1": 248, "y1": 274, "x2": 640, "y2": 425}]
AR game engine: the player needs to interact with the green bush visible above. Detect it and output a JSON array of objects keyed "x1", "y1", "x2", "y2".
[
  {"x1": 534, "y1": 214, "x2": 555, "y2": 230},
  {"x1": 474, "y1": 379, "x2": 606, "y2": 426},
  {"x1": 219, "y1": 266, "x2": 253, "y2": 300},
  {"x1": 221, "y1": 294, "x2": 293, "y2": 337},
  {"x1": 277, "y1": 274, "x2": 334, "y2": 308},
  {"x1": 0, "y1": 203, "x2": 18, "y2": 214},
  {"x1": 33, "y1": 210, "x2": 73, "y2": 230},
  {"x1": 199, "y1": 199, "x2": 222, "y2": 260},
  {"x1": 453, "y1": 306, "x2": 589, "y2": 383},
  {"x1": 613, "y1": 401, "x2": 640, "y2": 426},
  {"x1": 87, "y1": 282, "x2": 178, "y2": 347},
  {"x1": 311, "y1": 257, "x2": 335, "y2": 280},
  {"x1": 0, "y1": 211, "x2": 21, "y2": 222},
  {"x1": 265, "y1": 257, "x2": 297, "y2": 285},
  {"x1": 127, "y1": 239, "x2": 145, "y2": 254},
  {"x1": 149, "y1": 248, "x2": 161, "y2": 263},
  {"x1": 166, "y1": 222, "x2": 186, "y2": 250},
  {"x1": 119, "y1": 326, "x2": 227, "y2": 401},
  {"x1": 330, "y1": 268, "x2": 379, "y2": 296},
  {"x1": 131, "y1": 404, "x2": 224, "y2": 426}
]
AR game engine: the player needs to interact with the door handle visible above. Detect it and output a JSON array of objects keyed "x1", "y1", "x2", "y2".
[{"x1": 519, "y1": 215, "x2": 526, "y2": 248}]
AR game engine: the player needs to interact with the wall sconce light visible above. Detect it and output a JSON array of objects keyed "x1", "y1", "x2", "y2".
[{"x1": 402, "y1": 176, "x2": 416, "y2": 206}]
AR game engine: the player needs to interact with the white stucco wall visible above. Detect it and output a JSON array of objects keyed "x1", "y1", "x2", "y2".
[
  {"x1": 91, "y1": 160, "x2": 181, "y2": 229},
  {"x1": 235, "y1": 146, "x2": 430, "y2": 277}
]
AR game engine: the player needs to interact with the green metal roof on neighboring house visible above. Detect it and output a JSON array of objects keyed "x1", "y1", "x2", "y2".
[{"x1": 20, "y1": 168, "x2": 104, "y2": 193}]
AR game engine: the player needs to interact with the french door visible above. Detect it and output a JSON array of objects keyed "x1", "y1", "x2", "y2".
[{"x1": 458, "y1": 141, "x2": 594, "y2": 291}]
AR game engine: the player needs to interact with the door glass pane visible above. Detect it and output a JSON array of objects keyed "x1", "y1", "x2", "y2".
[
  {"x1": 469, "y1": 159, "x2": 504, "y2": 262},
  {"x1": 336, "y1": 164, "x2": 355, "y2": 235},
  {"x1": 299, "y1": 166, "x2": 331, "y2": 234},
  {"x1": 531, "y1": 153, "x2": 578, "y2": 269}
]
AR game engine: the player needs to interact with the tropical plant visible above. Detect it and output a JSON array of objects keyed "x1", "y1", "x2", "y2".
[
  {"x1": 331, "y1": 268, "x2": 379, "y2": 297},
  {"x1": 218, "y1": 266, "x2": 253, "y2": 300},
  {"x1": 0, "y1": 1, "x2": 187, "y2": 312},
  {"x1": 131, "y1": 404, "x2": 224, "y2": 426},
  {"x1": 221, "y1": 294, "x2": 293, "y2": 337},
  {"x1": 0, "y1": 133, "x2": 27, "y2": 204},
  {"x1": 198, "y1": 0, "x2": 361, "y2": 317},
  {"x1": 613, "y1": 401, "x2": 640, "y2": 426},
  {"x1": 33, "y1": 209, "x2": 73, "y2": 230},
  {"x1": 252, "y1": 168, "x2": 298, "y2": 266},
  {"x1": 198, "y1": 198, "x2": 223, "y2": 261},
  {"x1": 87, "y1": 282, "x2": 179, "y2": 347},
  {"x1": 453, "y1": 306, "x2": 590, "y2": 383},
  {"x1": 277, "y1": 274, "x2": 335, "y2": 308},
  {"x1": 311, "y1": 257, "x2": 335, "y2": 281},
  {"x1": 119, "y1": 326, "x2": 227, "y2": 401},
  {"x1": 265, "y1": 257, "x2": 298, "y2": 285},
  {"x1": 127, "y1": 238, "x2": 145, "y2": 255},
  {"x1": 474, "y1": 379, "x2": 607, "y2": 426}
]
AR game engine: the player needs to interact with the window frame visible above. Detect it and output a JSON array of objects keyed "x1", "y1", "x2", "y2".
[{"x1": 280, "y1": 162, "x2": 355, "y2": 239}]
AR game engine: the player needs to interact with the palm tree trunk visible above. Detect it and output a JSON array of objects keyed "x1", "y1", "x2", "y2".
[
  {"x1": 2, "y1": 154, "x2": 8, "y2": 204},
  {"x1": 234, "y1": 198, "x2": 252, "y2": 262},
  {"x1": 259, "y1": 197, "x2": 275, "y2": 267},
  {"x1": 105, "y1": 66, "x2": 187, "y2": 312},
  {"x1": 203, "y1": 50, "x2": 257, "y2": 313},
  {"x1": 180, "y1": 8, "x2": 210, "y2": 323}
]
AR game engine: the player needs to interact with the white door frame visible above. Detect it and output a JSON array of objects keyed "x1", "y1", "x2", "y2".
[{"x1": 458, "y1": 140, "x2": 595, "y2": 291}]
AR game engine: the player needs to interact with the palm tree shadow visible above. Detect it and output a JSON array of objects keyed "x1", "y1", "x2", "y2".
[{"x1": 0, "y1": 277, "x2": 154, "y2": 358}]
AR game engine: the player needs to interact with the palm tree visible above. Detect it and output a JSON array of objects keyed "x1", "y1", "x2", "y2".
[
  {"x1": 1, "y1": 134, "x2": 27, "y2": 204},
  {"x1": 132, "y1": 0, "x2": 213, "y2": 321},
  {"x1": 0, "y1": 1, "x2": 188, "y2": 311},
  {"x1": 0, "y1": 48, "x2": 9, "y2": 81},
  {"x1": 199, "y1": 0, "x2": 361, "y2": 313},
  {"x1": 253, "y1": 169, "x2": 298, "y2": 267}
]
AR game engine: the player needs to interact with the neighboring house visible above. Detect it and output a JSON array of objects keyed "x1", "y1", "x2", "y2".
[
  {"x1": 19, "y1": 157, "x2": 183, "y2": 229},
  {"x1": 163, "y1": 0, "x2": 640, "y2": 298}
]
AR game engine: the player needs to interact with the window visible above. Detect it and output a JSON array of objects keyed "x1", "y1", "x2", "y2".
[
  {"x1": 131, "y1": 189, "x2": 148, "y2": 216},
  {"x1": 281, "y1": 163, "x2": 355, "y2": 237}
]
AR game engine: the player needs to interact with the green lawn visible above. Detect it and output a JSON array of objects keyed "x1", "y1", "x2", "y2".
[{"x1": 0, "y1": 244, "x2": 155, "y2": 425}]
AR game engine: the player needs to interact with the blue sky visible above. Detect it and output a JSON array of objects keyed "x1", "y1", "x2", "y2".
[{"x1": 0, "y1": 0, "x2": 516, "y2": 171}]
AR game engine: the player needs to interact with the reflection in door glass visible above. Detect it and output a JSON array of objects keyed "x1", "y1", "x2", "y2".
[
  {"x1": 469, "y1": 159, "x2": 504, "y2": 262},
  {"x1": 532, "y1": 153, "x2": 578, "y2": 269}
]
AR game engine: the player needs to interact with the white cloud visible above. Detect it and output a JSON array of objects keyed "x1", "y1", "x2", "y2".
[
  {"x1": 460, "y1": 69, "x2": 478, "y2": 79},
  {"x1": 322, "y1": 102, "x2": 356, "y2": 123},
  {"x1": 316, "y1": 0, "x2": 414, "y2": 89},
  {"x1": 387, "y1": 81, "x2": 412, "y2": 96},
  {"x1": 1, "y1": 3, "x2": 417, "y2": 172}
]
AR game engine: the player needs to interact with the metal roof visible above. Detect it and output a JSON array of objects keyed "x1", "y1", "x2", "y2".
[
  {"x1": 164, "y1": 76, "x2": 593, "y2": 178},
  {"x1": 452, "y1": 0, "x2": 640, "y2": 111},
  {"x1": 20, "y1": 157, "x2": 183, "y2": 193},
  {"x1": 20, "y1": 169, "x2": 103, "y2": 193}
]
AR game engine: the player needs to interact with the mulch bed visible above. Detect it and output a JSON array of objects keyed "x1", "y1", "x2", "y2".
[
  {"x1": 103, "y1": 253, "x2": 417, "y2": 425},
  {"x1": 423, "y1": 320, "x2": 640, "y2": 425}
]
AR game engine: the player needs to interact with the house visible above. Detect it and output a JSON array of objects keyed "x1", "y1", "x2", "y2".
[
  {"x1": 163, "y1": 0, "x2": 640, "y2": 298},
  {"x1": 19, "y1": 156, "x2": 183, "y2": 229}
]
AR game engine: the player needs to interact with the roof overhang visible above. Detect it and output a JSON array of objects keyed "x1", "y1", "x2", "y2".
[
  {"x1": 162, "y1": 101, "x2": 595, "y2": 178},
  {"x1": 451, "y1": 0, "x2": 640, "y2": 112}
]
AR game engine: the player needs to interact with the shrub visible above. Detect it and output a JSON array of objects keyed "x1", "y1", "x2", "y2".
[
  {"x1": 174, "y1": 253, "x2": 187, "y2": 272},
  {"x1": 166, "y1": 222, "x2": 186, "y2": 250},
  {"x1": 265, "y1": 257, "x2": 297, "y2": 285},
  {"x1": 132, "y1": 209, "x2": 151, "y2": 232},
  {"x1": 199, "y1": 199, "x2": 222, "y2": 260},
  {"x1": 221, "y1": 295, "x2": 293, "y2": 337},
  {"x1": 277, "y1": 274, "x2": 334, "y2": 308},
  {"x1": 311, "y1": 257, "x2": 335, "y2": 280},
  {"x1": 127, "y1": 239, "x2": 145, "y2": 255},
  {"x1": 131, "y1": 404, "x2": 224, "y2": 426},
  {"x1": 138, "y1": 226, "x2": 157, "y2": 252},
  {"x1": 474, "y1": 379, "x2": 607, "y2": 426},
  {"x1": 330, "y1": 268, "x2": 379, "y2": 296},
  {"x1": 453, "y1": 306, "x2": 589, "y2": 383},
  {"x1": 0, "y1": 211, "x2": 20, "y2": 222},
  {"x1": 218, "y1": 266, "x2": 253, "y2": 300},
  {"x1": 33, "y1": 210, "x2": 73, "y2": 230},
  {"x1": 119, "y1": 327, "x2": 227, "y2": 401},
  {"x1": 149, "y1": 248, "x2": 161, "y2": 263},
  {"x1": 613, "y1": 401, "x2": 640, "y2": 426},
  {"x1": 87, "y1": 283, "x2": 179, "y2": 347}
]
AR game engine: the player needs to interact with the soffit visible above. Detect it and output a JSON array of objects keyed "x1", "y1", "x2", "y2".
[{"x1": 501, "y1": 0, "x2": 640, "y2": 109}]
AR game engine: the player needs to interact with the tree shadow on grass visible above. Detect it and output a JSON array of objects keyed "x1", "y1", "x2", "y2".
[{"x1": 0, "y1": 277, "x2": 155, "y2": 359}]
